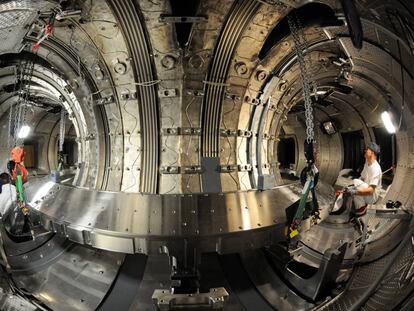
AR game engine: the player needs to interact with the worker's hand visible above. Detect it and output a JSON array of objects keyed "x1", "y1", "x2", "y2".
[{"x1": 345, "y1": 185, "x2": 357, "y2": 196}]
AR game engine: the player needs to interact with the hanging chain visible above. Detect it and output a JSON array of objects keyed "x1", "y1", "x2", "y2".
[
  {"x1": 11, "y1": 59, "x2": 35, "y2": 147},
  {"x1": 7, "y1": 92, "x2": 15, "y2": 151},
  {"x1": 287, "y1": 13, "x2": 317, "y2": 143},
  {"x1": 11, "y1": 61, "x2": 26, "y2": 147},
  {"x1": 59, "y1": 108, "x2": 66, "y2": 152}
]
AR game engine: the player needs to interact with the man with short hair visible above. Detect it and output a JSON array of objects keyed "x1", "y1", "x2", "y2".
[
  {"x1": 0, "y1": 172, "x2": 17, "y2": 217},
  {"x1": 347, "y1": 142, "x2": 382, "y2": 216}
]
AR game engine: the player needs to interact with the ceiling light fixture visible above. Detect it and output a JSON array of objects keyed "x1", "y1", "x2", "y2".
[
  {"x1": 381, "y1": 111, "x2": 396, "y2": 134},
  {"x1": 17, "y1": 125, "x2": 31, "y2": 139}
]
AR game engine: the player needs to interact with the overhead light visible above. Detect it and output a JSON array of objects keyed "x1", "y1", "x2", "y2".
[
  {"x1": 381, "y1": 111, "x2": 396, "y2": 134},
  {"x1": 322, "y1": 120, "x2": 337, "y2": 135},
  {"x1": 17, "y1": 125, "x2": 31, "y2": 139}
]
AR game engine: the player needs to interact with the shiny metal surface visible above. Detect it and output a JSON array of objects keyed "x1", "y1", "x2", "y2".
[
  {"x1": 24, "y1": 177, "x2": 334, "y2": 254},
  {"x1": 0, "y1": 0, "x2": 412, "y2": 310},
  {"x1": 12, "y1": 245, "x2": 123, "y2": 311},
  {"x1": 152, "y1": 287, "x2": 229, "y2": 310},
  {"x1": 294, "y1": 217, "x2": 361, "y2": 268}
]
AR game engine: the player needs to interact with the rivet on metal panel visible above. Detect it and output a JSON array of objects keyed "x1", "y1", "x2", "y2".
[
  {"x1": 158, "y1": 88, "x2": 177, "y2": 98},
  {"x1": 186, "y1": 89, "x2": 204, "y2": 96},
  {"x1": 256, "y1": 70, "x2": 268, "y2": 81},
  {"x1": 161, "y1": 55, "x2": 176, "y2": 69},
  {"x1": 113, "y1": 61, "x2": 127, "y2": 75},
  {"x1": 278, "y1": 81, "x2": 287, "y2": 91},
  {"x1": 235, "y1": 62, "x2": 248, "y2": 75},
  {"x1": 94, "y1": 69, "x2": 104, "y2": 80}
]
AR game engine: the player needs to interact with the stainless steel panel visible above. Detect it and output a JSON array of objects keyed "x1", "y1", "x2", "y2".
[
  {"x1": 12, "y1": 245, "x2": 124, "y2": 311},
  {"x1": 25, "y1": 177, "x2": 334, "y2": 254}
]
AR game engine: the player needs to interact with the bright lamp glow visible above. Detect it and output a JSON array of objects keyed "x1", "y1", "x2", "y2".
[
  {"x1": 17, "y1": 125, "x2": 31, "y2": 139},
  {"x1": 381, "y1": 111, "x2": 396, "y2": 134}
]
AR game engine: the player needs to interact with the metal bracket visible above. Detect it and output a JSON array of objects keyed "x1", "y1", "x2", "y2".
[
  {"x1": 181, "y1": 127, "x2": 202, "y2": 135},
  {"x1": 238, "y1": 164, "x2": 252, "y2": 172},
  {"x1": 244, "y1": 96, "x2": 262, "y2": 106},
  {"x1": 186, "y1": 89, "x2": 204, "y2": 97},
  {"x1": 158, "y1": 88, "x2": 177, "y2": 98},
  {"x1": 56, "y1": 10, "x2": 82, "y2": 21},
  {"x1": 237, "y1": 129, "x2": 253, "y2": 138},
  {"x1": 163, "y1": 127, "x2": 202, "y2": 136},
  {"x1": 159, "y1": 15, "x2": 208, "y2": 23},
  {"x1": 225, "y1": 92, "x2": 241, "y2": 101},
  {"x1": 96, "y1": 95, "x2": 115, "y2": 105},
  {"x1": 120, "y1": 90, "x2": 137, "y2": 100},
  {"x1": 163, "y1": 128, "x2": 250, "y2": 137},
  {"x1": 160, "y1": 166, "x2": 203, "y2": 174},
  {"x1": 182, "y1": 166, "x2": 203, "y2": 174},
  {"x1": 160, "y1": 166, "x2": 180, "y2": 174},
  {"x1": 219, "y1": 165, "x2": 238, "y2": 173},
  {"x1": 152, "y1": 287, "x2": 228, "y2": 311},
  {"x1": 220, "y1": 129, "x2": 238, "y2": 137}
]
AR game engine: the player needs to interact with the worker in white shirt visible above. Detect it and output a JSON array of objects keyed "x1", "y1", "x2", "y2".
[
  {"x1": 346, "y1": 142, "x2": 382, "y2": 216},
  {"x1": 0, "y1": 172, "x2": 17, "y2": 217}
]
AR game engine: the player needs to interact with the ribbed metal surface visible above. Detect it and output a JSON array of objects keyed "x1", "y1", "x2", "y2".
[
  {"x1": 316, "y1": 251, "x2": 391, "y2": 311},
  {"x1": 108, "y1": 0, "x2": 159, "y2": 193},
  {"x1": 317, "y1": 235, "x2": 414, "y2": 311},
  {"x1": 362, "y1": 241, "x2": 414, "y2": 311},
  {"x1": 201, "y1": 0, "x2": 260, "y2": 157}
]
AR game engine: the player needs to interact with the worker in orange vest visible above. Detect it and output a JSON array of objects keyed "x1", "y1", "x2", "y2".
[{"x1": 8, "y1": 146, "x2": 28, "y2": 184}]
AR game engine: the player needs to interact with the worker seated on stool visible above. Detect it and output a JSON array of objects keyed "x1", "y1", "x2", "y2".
[
  {"x1": 0, "y1": 173, "x2": 17, "y2": 217},
  {"x1": 332, "y1": 142, "x2": 382, "y2": 217}
]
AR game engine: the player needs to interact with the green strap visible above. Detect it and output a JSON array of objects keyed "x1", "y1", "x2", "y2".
[
  {"x1": 293, "y1": 179, "x2": 312, "y2": 222},
  {"x1": 16, "y1": 175, "x2": 25, "y2": 204},
  {"x1": 289, "y1": 179, "x2": 313, "y2": 238}
]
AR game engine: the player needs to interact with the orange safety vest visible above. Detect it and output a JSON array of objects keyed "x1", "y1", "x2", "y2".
[{"x1": 11, "y1": 147, "x2": 28, "y2": 184}]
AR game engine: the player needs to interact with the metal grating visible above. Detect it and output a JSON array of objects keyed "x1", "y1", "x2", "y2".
[
  {"x1": 0, "y1": 0, "x2": 57, "y2": 11},
  {"x1": 0, "y1": 10, "x2": 32, "y2": 29},
  {"x1": 362, "y1": 242, "x2": 414, "y2": 311},
  {"x1": 0, "y1": 0, "x2": 57, "y2": 54},
  {"x1": 317, "y1": 248, "x2": 394, "y2": 311},
  {"x1": 0, "y1": 10, "x2": 36, "y2": 53},
  {"x1": 317, "y1": 225, "x2": 414, "y2": 311}
]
